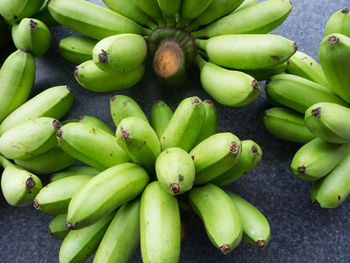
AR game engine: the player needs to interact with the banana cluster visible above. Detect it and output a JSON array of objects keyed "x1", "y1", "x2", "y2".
[{"x1": 263, "y1": 9, "x2": 350, "y2": 209}]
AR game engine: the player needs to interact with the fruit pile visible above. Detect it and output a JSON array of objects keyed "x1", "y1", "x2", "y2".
[{"x1": 263, "y1": 9, "x2": 350, "y2": 209}]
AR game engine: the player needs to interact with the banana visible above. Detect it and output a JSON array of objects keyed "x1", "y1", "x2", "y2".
[
  {"x1": 116, "y1": 117, "x2": 161, "y2": 174},
  {"x1": 194, "y1": 99, "x2": 218, "y2": 145},
  {"x1": 196, "y1": 56, "x2": 261, "y2": 107},
  {"x1": 190, "y1": 133, "x2": 242, "y2": 185},
  {"x1": 12, "y1": 18, "x2": 52, "y2": 57},
  {"x1": 0, "y1": 49, "x2": 36, "y2": 122},
  {"x1": 134, "y1": 0, "x2": 165, "y2": 27},
  {"x1": 93, "y1": 34, "x2": 147, "y2": 73},
  {"x1": 75, "y1": 60, "x2": 145, "y2": 92},
  {"x1": 49, "y1": 214, "x2": 69, "y2": 240},
  {"x1": 160, "y1": 97, "x2": 206, "y2": 151},
  {"x1": 140, "y1": 181, "x2": 181, "y2": 263},
  {"x1": 57, "y1": 123, "x2": 130, "y2": 171},
  {"x1": 324, "y1": 9, "x2": 350, "y2": 38},
  {"x1": 181, "y1": 0, "x2": 213, "y2": 20},
  {"x1": 0, "y1": 117, "x2": 60, "y2": 160},
  {"x1": 67, "y1": 163, "x2": 149, "y2": 229},
  {"x1": 196, "y1": 34, "x2": 296, "y2": 70},
  {"x1": 319, "y1": 34, "x2": 350, "y2": 103},
  {"x1": 233, "y1": 0, "x2": 258, "y2": 13},
  {"x1": 226, "y1": 191, "x2": 270, "y2": 250},
  {"x1": 48, "y1": 0, "x2": 151, "y2": 40},
  {"x1": 78, "y1": 115, "x2": 114, "y2": 136},
  {"x1": 187, "y1": 184, "x2": 242, "y2": 254},
  {"x1": 0, "y1": 85, "x2": 73, "y2": 135},
  {"x1": 242, "y1": 61, "x2": 288, "y2": 81},
  {"x1": 291, "y1": 138, "x2": 348, "y2": 181},
  {"x1": 94, "y1": 199, "x2": 140, "y2": 263},
  {"x1": 311, "y1": 145, "x2": 350, "y2": 208},
  {"x1": 263, "y1": 107, "x2": 315, "y2": 144},
  {"x1": 0, "y1": 0, "x2": 44, "y2": 23},
  {"x1": 212, "y1": 140, "x2": 262, "y2": 186},
  {"x1": 59, "y1": 35, "x2": 97, "y2": 64},
  {"x1": 265, "y1": 74, "x2": 348, "y2": 114},
  {"x1": 286, "y1": 51, "x2": 328, "y2": 86},
  {"x1": 0, "y1": 157, "x2": 42, "y2": 207},
  {"x1": 150, "y1": 100, "x2": 173, "y2": 139},
  {"x1": 59, "y1": 213, "x2": 114, "y2": 263},
  {"x1": 50, "y1": 166, "x2": 100, "y2": 182},
  {"x1": 33, "y1": 0, "x2": 58, "y2": 27}
]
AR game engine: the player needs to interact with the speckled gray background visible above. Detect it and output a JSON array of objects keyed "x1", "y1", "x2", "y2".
[{"x1": 0, "y1": 0, "x2": 349, "y2": 262}]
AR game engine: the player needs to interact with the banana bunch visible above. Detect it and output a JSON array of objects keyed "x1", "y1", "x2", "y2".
[{"x1": 263, "y1": 8, "x2": 350, "y2": 209}]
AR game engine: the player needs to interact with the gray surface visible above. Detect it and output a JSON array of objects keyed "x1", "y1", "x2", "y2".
[{"x1": 0, "y1": 0, "x2": 349, "y2": 262}]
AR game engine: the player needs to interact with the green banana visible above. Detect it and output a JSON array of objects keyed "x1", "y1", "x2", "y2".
[
  {"x1": 150, "y1": 100, "x2": 173, "y2": 139},
  {"x1": 93, "y1": 34, "x2": 147, "y2": 73},
  {"x1": 12, "y1": 18, "x2": 52, "y2": 57},
  {"x1": 324, "y1": 9, "x2": 350, "y2": 38},
  {"x1": 190, "y1": 133, "x2": 242, "y2": 185},
  {"x1": 78, "y1": 115, "x2": 114, "y2": 136},
  {"x1": 59, "y1": 213, "x2": 114, "y2": 263},
  {"x1": 194, "y1": 99, "x2": 218, "y2": 145},
  {"x1": 196, "y1": 56, "x2": 261, "y2": 107},
  {"x1": 305, "y1": 102, "x2": 350, "y2": 144},
  {"x1": 226, "y1": 191, "x2": 270, "y2": 250},
  {"x1": 319, "y1": 33, "x2": 350, "y2": 103},
  {"x1": 57, "y1": 123, "x2": 130, "y2": 171},
  {"x1": 196, "y1": 34, "x2": 296, "y2": 70},
  {"x1": 181, "y1": 0, "x2": 213, "y2": 20},
  {"x1": 192, "y1": 0, "x2": 292, "y2": 38},
  {"x1": 286, "y1": 51, "x2": 328, "y2": 86},
  {"x1": 48, "y1": 0, "x2": 151, "y2": 40},
  {"x1": 0, "y1": 0, "x2": 44, "y2": 23},
  {"x1": 265, "y1": 74, "x2": 348, "y2": 114},
  {"x1": 67, "y1": 163, "x2": 149, "y2": 229},
  {"x1": 242, "y1": 61, "x2": 288, "y2": 81},
  {"x1": 263, "y1": 107, "x2": 316, "y2": 144},
  {"x1": 0, "y1": 49, "x2": 36, "y2": 122},
  {"x1": 0, "y1": 157, "x2": 42, "y2": 207},
  {"x1": 187, "y1": 184, "x2": 242, "y2": 254},
  {"x1": 59, "y1": 35, "x2": 97, "y2": 64},
  {"x1": 291, "y1": 138, "x2": 348, "y2": 181},
  {"x1": 75, "y1": 60, "x2": 145, "y2": 92},
  {"x1": 0, "y1": 85, "x2": 73, "y2": 135},
  {"x1": 0, "y1": 117, "x2": 60, "y2": 160},
  {"x1": 140, "y1": 181, "x2": 181, "y2": 263},
  {"x1": 160, "y1": 97, "x2": 206, "y2": 151},
  {"x1": 134, "y1": 0, "x2": 165, "y2": 27},
  {"x1": 233, "y1": 0, "x2": 258, "y2": 13},
  {"x1": 49, "y1": 214, "x2": 69, "y2": 240},
  {"x1": 94, "y1": 199, "x2": 140, "y2": 263},
  {"x1": 50, "y1": 166, "x2": 100, "y2": 182},
  {"x1": 33, "y1": 0, "x2": 58, "y2": 27},
  {"x1": 212, "y1": 140, "x2": 262, "y2": 186},
  {"x1": 311, "y1": 145, "x2": 350, "y2": 208}
]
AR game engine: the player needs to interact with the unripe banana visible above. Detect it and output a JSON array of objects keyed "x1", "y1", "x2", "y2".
[
  {"x1": 48, "y1": 0, "x2": 151, "y2": 40},
  {"x1": 94, "y1": 199, "x2": 140, "y2": 263},
  {"x1": 324, "y1": 9, "x2": 350, "y2": 38},
  {"x1": 196, "y1": 56, "x2": 261, "y2": 107},
  {"x1": 226, "y1": 191, "x2": 270, "y2": 250},
  {"x1": 212, "y1": 140, "x2": 262, "y2": 186},
  {"x1": 49, "y1": 214, "x2": 69, "y2": 240},
  {"x1": 181, "y1": 0, "x2": 213, "y2": 20},
  {"x1": 286, "y1": 51, "x2": 328, "y2": 86},
  {"x1": 12, "y1": 18, "x2": 52, "y2": 57},
  {"x1": 59, "y1": 35, "x2": 97, "y2": 64},
  {"x1": 242, "y1": 61, "x2": 288, "y2": 81},
  {"x1": 33, "y1": 0, "x2": 58, "y2": 27},
  {"x1": 263, "y1": 107, "x2": 315, "y2": 144},
  {"x1": 190, "y1": 133, "x2": 242, "y2": 185},
  {"x1": 319, "y1": 34, "x2": 350, "y2": 103},
  {"x1": 265, "y1": 74, "x2": 348, "y2": 114},
  {"x1": 57, "y1": 123, "x2": 130, "y2": 171},
  {"x1": 67, "y1": 163, "x2": 149, "y2": 229},
  {"x1": 0, "y1": 0, "x2": 44, "y2": 23},
  {"x1": 233, "y1": 0, "x2": 258, "y2": 13},
  {"x1": 116, "y1": 117, "x2": 161, "y2": 174},
  {"x1": 75, "y1": 60, "x2": 145, "y2": 92},
  {"x1": 0, "y1": 157, "x2": 42, "y2": 207},
  {"x1": 187, "y1": 184, "x2": 243, "y2": 254},
  {"x1": 78, "y1": 115, "x2": 114, "y2": 136},
  {"x1": 160, "y1": 97, "x2": 206, "y2": 151},
  {"x1": 93, "y1": 34, "x2": 147, "y2": 73},
  {"x1": 140, "y1": 181, "x2": 181, "y2": 263},
  {"x1": 151, "y1": 100, "x2": 173, "y2": 139},
  {"x1": 134, "y1": 0, "x2": 165, "y2": 27},
  {"x1": 50, "y1": 166, "x2": 100, "y2": 182},
  {"x1": 197, "y1": 34, "x2": 296, "y2": 70},
  {"x1": 0, "y1": 49, "x2": 35, "y2": 122},
  {"x1": 192, "y1": 0, "x2": 292, "y2": 38},
  {"x1": 0, "y1": 85, "x2": 73, "y2": 135},
  {"x1": 59, "y1": 213, "x2": 114, "y2": 263},
  {"x1": 110, "y1": 95, "x2": 148, "y2": 127},
  {"x1": 0, "y1": 117, "x2": 60, "y2": 160},
  {"x1": 194, "y1": 99, "x2": 218, "y2": 145},
  {"x1": 291, "y1": 138, "x2": 348, "y2": 181}
]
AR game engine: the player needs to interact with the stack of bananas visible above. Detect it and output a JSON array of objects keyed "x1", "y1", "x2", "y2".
[{"x1": 263, "y1": 9, "x2": 350, "y2": 209}]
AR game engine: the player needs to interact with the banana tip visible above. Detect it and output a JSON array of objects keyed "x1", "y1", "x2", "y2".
[
  {"x1": 48, "y1": 228, "x2": 53, "y2": 238},
  {"x1": 33, "y1": 199, "x2": 40, "y2": 210},
  {"x1": 205, "y1": 99, "x2": 213, "y2": 105},
  {"x1": 56, "y1": 129, "x2": 63, "y2": 139},
  {"x1": 251, "y1": 145, "x2": 258, "y2": 155},
  {"x1": 252, "y1": 80, "x2": 259, "y2": 90},
  {"x1": 121, "y1": 129, "x2": 130, "y2": 140},
  {"x1": 311, "y1": 107, "x2": 321, "y2": 118},
  {"x1": 265, "y1": 78, "x2": 272, "y2": 86},
  {"x1": 66, "y1": 221, "x2": 73, "y2": 230},
  {"x1": 170, "y1": 183, "x2": 180, "y2": 194},
  {"x1": 52, "y1": 120, "x2": 62, "y2": 130},
  {"x1": 154, "y1": 99, "x2": 163, "y2": 104},
  {"x1": 293, "y1": 42, "x2": 297, "y2": 51},
  {"x1": 192, "y1": 97, "x2": 201, "y2": 105},
  {"x1": 20, "y1": 49, "x2": 30, "y2": 54},
  {"x1": 313, "y1": 200, "x2": 321, "y2": 208},
  {"x1": 110, "y1": 95, "x2": 116, "y2": 103},
  {"x1": 78, "y1": 116, "x2": 85, "y2": 122},
  {"x1": 256, "y1": 240, "x2": 266, "y2": 250},
  {"x1": 341, "y1": 8, "x2": 349, "y2": 14},
  {"x1": 66, "y1": 85, "x2": 73, "y2": 93},
  {"x1": 328, "y1": 35, "x2": 339, "y2": 44},
  {"x1": 297, "y1": 166, "x2": 306, "y2": 175},
  {"x1": 220, "y1": 244, "x2": 231, "y2": 255},
  {"x1": 26, "y1": 178, "x2": 36, "y2": 189},
  {"x1": 74, "y1": 68, "x2": 80, "y2": 77},
  {"x1": 229, "y1": 141, "x2": 239, "y2": 154},
  {"x1": 29, "y1": 20, "x2": 38, "y2": 30},
  {"x1": 98, "y1": 50, "x2": 109, "y2": 64}
]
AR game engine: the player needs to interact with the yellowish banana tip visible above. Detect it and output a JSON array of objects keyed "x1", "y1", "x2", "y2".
[
  {"x1": 29, "y1": 20, "x2": 38, "y2": 30},
  {"x1": 251, "y1": 145, "x2": 258, "y2": 155},
  {"x1": 192, "y1": 98, "x2": 201, "y2": 105},
  {"x1": 341, "y1": 8, "x2": 349, "y2": 14},
  {"x1": 229, "y1": 141, "x2": 239, "y2": 154},
  {"x1": 121, "y1": 129, "x2": 130, "y2": 140},
  {"x1": 256, "y1": 240, "x2": 266, "y2": 250},
  {"x1": 311, "y1": 107, "x2": 321, "y2": 118},
  {"x1": 297, "y1": 166, "x2": 306, "y2": 175},
  {"x1": 26, "y1": 178, "x2": 36, "y2": 189},
  {"x1": 328, "y1": 35, "x2": 339, "y2": 44},
  {"x1": 56, "y1": 129, "x2": 63, "y2": 140},
  {"x1": 170, "y1": 183, "x2": 180, "y2": 194},
  {"x1": 313, "y1": 200, "x2": 322, "y2": 208},
  {"x1": 98, "y1": 50, "x2": 109, "y2": 64},
  {"x1": 52, "y1": 120, "x2": 62, "y2": 130},
  {"x1": 220, "y1": 244, "x2": 231, "y2": 255},
  {"x1": 33, "y1": 199, "x2": 40, "y2": 210},
  {"x1": 66, "y1": 221, "x2": 73, "y2": 230}
]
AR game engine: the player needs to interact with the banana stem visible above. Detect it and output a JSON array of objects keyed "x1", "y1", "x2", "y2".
[
  {"x1": 185, "y1": 21, "x2": 199, "y2": 32},
  {"x1": 195, "y1": 39, "x2": 206, "y2": 50},
  {"x1": 165, "y1": 16, "x2": 176, "y2": 27},
  {"x1": 177, "y1": 17, "x2": 192, "y2": 28},
  {"x1": 195, "y1": 55, "x2": 207, "y2": 70}
]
